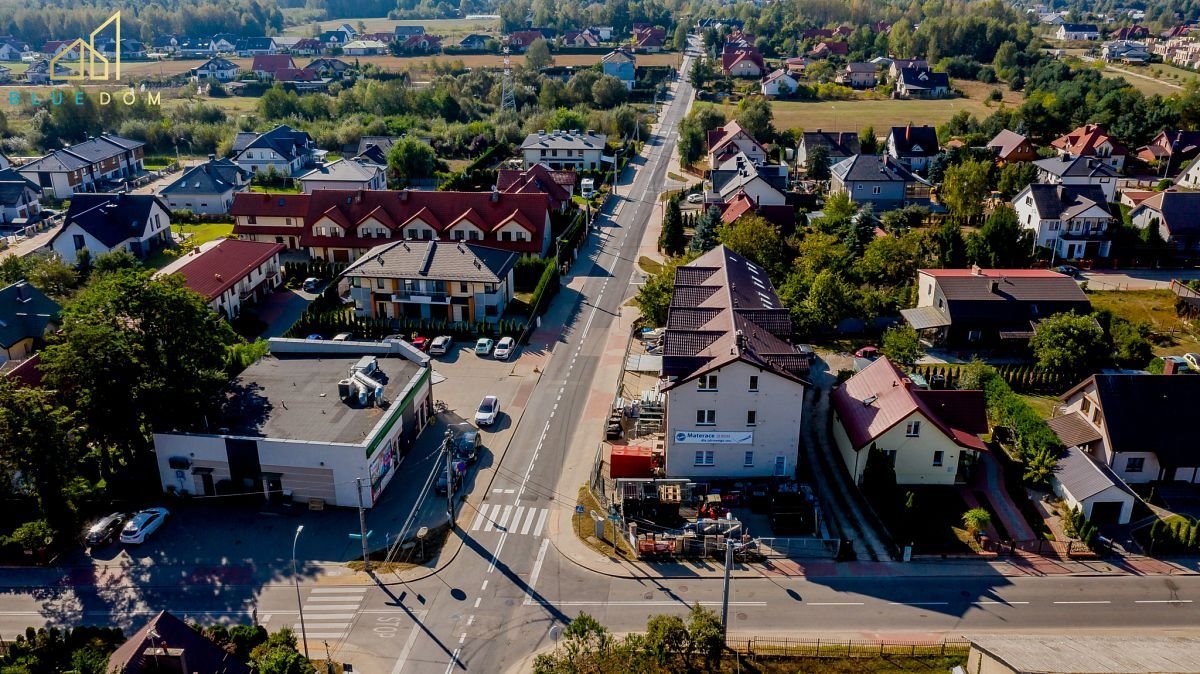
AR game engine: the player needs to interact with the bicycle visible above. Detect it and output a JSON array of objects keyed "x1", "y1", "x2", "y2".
[{"x1": 434, "y1": 400, "x2": 449, "y2": 413}]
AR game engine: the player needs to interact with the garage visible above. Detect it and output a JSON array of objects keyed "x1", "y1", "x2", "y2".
[
  {"x1": 1051, "y1": 445, "x2": 1136, "y2": 526},
  {"x1": 1088, "y1": 500, "x2": 1126, "y2": 526}
]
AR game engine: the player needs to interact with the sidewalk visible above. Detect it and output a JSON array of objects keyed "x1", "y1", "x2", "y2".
[{"x1": 0, "y1": 225, "x2": 58, "y2": 260}]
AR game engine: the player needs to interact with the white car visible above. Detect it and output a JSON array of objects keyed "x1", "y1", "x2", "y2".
[
  {"x1": 475, "y1": 395, "x2": 501, "y2": 426},
  {"x1": 686, "y1": 193, "x2": 704, "y2": 204},
  {"x1": 1185, "y1": 353, "x2": 1200, "y2": 372},
  {"x1": 430, "y1": 335, "x2": 452, "y2": 355},
  {"x1": 494, "y1": 336, "x2": 516, "y2": 360},
  {"x1": 120, "y1": 507, "x2": 170, "y2": 544}
]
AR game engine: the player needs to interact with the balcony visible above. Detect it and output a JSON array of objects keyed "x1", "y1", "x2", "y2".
[{"x1": 391, "y1": 292, "x2": 450, "y2": 304}]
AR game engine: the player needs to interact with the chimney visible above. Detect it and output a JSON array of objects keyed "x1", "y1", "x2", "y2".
[
  {"x1": 971, "y1": 264, "x2": 983, "y2": 276},
  {"x1": 735, "y1": 329, "x2": 746, "y2": 350},
  {"x1": 989, "y1": 279, "x2": 999, "y2": 293},
  {"x1": 491, "y1": 185, "x2": 499, "y2": 202},
  {"x1": 14, "y1": 281, "x2": 29, "y2": 303},
  {"x1": 1164, "y1": 356, "x2": 1183, "y2": 375},
  {"x1": 208, "y1": 153, "x2": 216, "y2": 161},
  {"x1": 399, "y1": 189, "x2": 409, "y2": 201}
]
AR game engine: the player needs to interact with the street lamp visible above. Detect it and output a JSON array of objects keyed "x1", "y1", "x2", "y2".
[{"x1": 292, "y1": 525, "x2": 309, "y2": 658}]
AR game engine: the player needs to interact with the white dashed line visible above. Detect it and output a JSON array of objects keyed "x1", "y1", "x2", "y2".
[
  {"x1": 480, "y1": 580, "x2": 488, "y2": 591},
  {"x1": 474, "y1": 598, "x2": 482, "y2": 608},
  {"x1": 1054, "y1": 601, "x2": 1111, "y2": 605}
]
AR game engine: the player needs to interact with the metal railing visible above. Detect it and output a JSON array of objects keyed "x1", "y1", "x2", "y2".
[
  {"x1": 756, "y1": 537, "x2": 841, "y2": 559},
  {"x1": 727, "y1": 637, "x2": 970, "y2": 659}
]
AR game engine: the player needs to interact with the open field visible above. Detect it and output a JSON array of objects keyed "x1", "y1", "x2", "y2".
[
  {"x1": 1106, "y1": 66, "x2": 1184, "y2": 97},
  {"x1": 281, "y1": 17, "x2": 500, "y2": 40},
  {"x1": 1088, "y1": 289, "x2": 1200, "y2": 356}
]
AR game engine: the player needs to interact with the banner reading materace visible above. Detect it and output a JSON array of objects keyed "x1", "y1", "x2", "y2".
[{"x1": 673, "y1": 431, "x2": 754, "y2": 445}]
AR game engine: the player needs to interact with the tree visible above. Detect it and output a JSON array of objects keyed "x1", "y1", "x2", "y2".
[
  {"x1": 634, "y1": 254, "x2": 696, "y2": 326},
  {"x1": 672, "y1": 24, "x2": 688, "y2": 51},
  {"x1": 797, "y1": 269, "x2": 855, "y2": 333},
  {"x1": 386, "y1": 137, "x2": 438, "y2": 188},
  {"x1": 684, "y1": 604, "x2": 724, "y2": 669},
  {"x1": 22, "y1": 253, "x2": 78, "y2": 298},
  {"x1": 1108, "y1": 317, "x2": 1153, "y2": 369},
  {"x1": 250, "y1": 629, "x2": 315, "y2": 674},
  {"x1": 716, "y1": 214, "x2": 785, "y2": 280},
  {"x1": 1030, "y1": 312, "x2": 1108, "y2": 380},
  {"x1": 658, "y1": 197, "x2": 685, "y2": 255},
  {"x1": 933, "y1": 219, "x2": 966, "y2": 267},
  {"x1": 859, "y1": 126, "x2": 878, "y2": 154},
  {"x1": 941, "y1": 159, "x2": 992, "y2": 223},
  {"x1": 881, "y1": 325, "x2": 923, "y2": 366},
  {"x1": 592, "y1": 75, "x2": 628, "y2": 108},
  {"x1": 735, "y1": 96, "x2": 774, "y2": 143},
  {"x1": 807, "y1": 145, "x2": 831, "y2": 180},
  {"x1": 966, "y1": 206, "x2": 1032, "y2": 268},
  {"x1": 690, "y1": 206, "x2": 721, "y2": 253},
  {"x1": 688, "y1": 56, "x2": 714, "y2": 89},
  {"x1": 525, "y1": 38, "x2": 554, "y2": 70},
  {"x1": 996, "y1": 161, "x2": 1038, "y2": 199},
  {"x1": 962, "y1": 507, "x2": 992, "y2": 538}
]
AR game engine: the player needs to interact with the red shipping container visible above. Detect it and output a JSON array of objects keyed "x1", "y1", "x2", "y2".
[{"x1": 610, "y1": 445, "x2": 654, "y2": 478}]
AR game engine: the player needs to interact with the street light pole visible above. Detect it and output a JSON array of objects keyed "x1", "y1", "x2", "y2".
[
  {"x1": 720, "y1": 537, "x2": 734, "y2": 636},
  {"x1": 355, "y1": 478, "x2": 371, "y2": 574},
  {"x1": 292, "y1": 525, "x2": 309, "y2": 659},
  {"x1": 444, "y1": 429, "x2": 456, "y2": 528}
]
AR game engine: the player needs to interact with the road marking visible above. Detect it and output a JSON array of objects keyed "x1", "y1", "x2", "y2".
[
  {"x1": 444, "y1": 647, "x2": 463, "y2": 674},
  {"x1": 511, "y1": 506, "x2": 526, "y2": 533},
  {"x1": 1053, "y1": 601, "x2": 1111, "y2": 604},
  {"x1": 474, "y1": 598, "x2": 482, "y2": 608},
  {"x1": 537, "y1": 601, "x2": 768, "y2": 607},
  {"x1": 260, "y1": 614, "x2": 272, "y2": 624},
  {"x1": 533, "y1": 508, "x2": 549, "y2": 537},
  {"x1": 492, "y1": 488, "x2": 504, "y2": 493},
  {"x1": 523, "y1": 538, "x2": 551, "y2": 605},
  {"x1": 389, "y1": 611, "x2": 427, "y2": 674},
  {"x1": 483, "y1": 504, "x2": 501, "y2": 532},
  {"x1": 296, "y1": 632, "x2": 349, "y2": 639},
  {"x1": 1135, "y1": 599, "x2": 1193, "y2": 603},
  {"x1": 311, "y1": 587, "x2": 368, "y2": 593},
  {"x1": 481, "y1": 580, "x2": 489, "y2": 591},
  {"x1": 294, "y1": 612, "x2": 357, "y2": 620},
  {"x1": 497, "y1": 505, "x2": 513, "y2": 529},
  {"x1": 521, "y1": 508, "x2": 538, "y2": 535},
  {"x1": 470, "y1": 508, "x2": 487, "y2": 531},
  {"x1": 459, "y1": 632, "x2": 467, "y2": 644},
  {"x1": 887, "y1": 602, "x2": 949, "y2": 606},
  {"x1": 301, "y1": 622, "x2": 353, "y2": 629},
  {"x1": 467, "y1": 615, "x2": 476, "y2": 626},
  {"x1": 307, "y1": 596, "x2": 366, "y2": 602},
  {"x1": 973, "y1": 601, "x2": 1030, "y2": 605},
  {"x1": 806, "y1": 602, "x2": 865, "y2": 606},
  {"x1": 302, "y1": 604, "x2": 358, "y2": 611}
]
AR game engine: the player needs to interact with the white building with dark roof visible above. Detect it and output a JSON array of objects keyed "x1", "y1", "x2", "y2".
[
  {"x1": 17, "y1": 133, "x2": 145, "y2": 198},
  {"x1": 519, "y1": 130, "x2": 607, "y2": 170},
  {"x1": 232, "y1": 124, "x2": 319, "y2": 176},
  {"x1": 159, "y1": 157, "x2": 251, "y2": 215},
  {"x1": 1013, "y1": 183, "x2": 1113, "y2": 259},
  {"x1": 1034, "y1": 155, "x2": 1119, "y2": 201},
  {"x1": 298, "y1": 158, "x2": 386, "y2": 193}
]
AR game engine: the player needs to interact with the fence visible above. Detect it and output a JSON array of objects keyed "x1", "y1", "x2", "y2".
[
  {"x1": 994, "y1": 538, "x2": 1101, "y2": 559},
  {"x1": 756, "y1": 537, "x2": 842, "y2": 559},
  {"x1": 727, "y1": 637, "x2": 970, "y2": 659}
]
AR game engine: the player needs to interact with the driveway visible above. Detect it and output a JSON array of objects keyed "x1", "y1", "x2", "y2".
[
  {"x1": 256, "y1": 288, "x2": 317, "y2": 338},
  {"x1": 1080, "y1": 268, "x2": 1200, "y2": 291}
]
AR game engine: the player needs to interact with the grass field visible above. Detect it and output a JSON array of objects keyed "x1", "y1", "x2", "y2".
[{"x1": 1088, "y1": 289, "x2": 1200, "y2": 356}]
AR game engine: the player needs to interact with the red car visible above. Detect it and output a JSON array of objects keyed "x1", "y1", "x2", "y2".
[
  {"x1": 854, "y1": 346, "x2": 880, "y2": 360},
  {"x1": 410, "y1": 336, "x2": 430, "y2": 351}
]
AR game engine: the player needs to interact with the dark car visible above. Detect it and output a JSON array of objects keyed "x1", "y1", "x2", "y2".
[
  {"x1": 84, "y1": 512, "x2": 126, "y2": 547},
  {"x1": 435, "y1": 465, "x2": 463, "y2": 495},
  {"x1": 454, "y1": 428, "x2": 483, "y2": 464}
]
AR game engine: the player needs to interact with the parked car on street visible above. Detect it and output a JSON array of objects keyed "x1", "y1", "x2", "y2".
[
  {"x1": 120, "y1": 507, "x2": 169, "y2": 544},
  {"x1": 475, "y1": 395, "x2": 501, "y2": 426},
  {"x1": 1185, "y1": 352, "x2": 1200, "y2": 372},
  {"x1": 435, "y1": 464, "x2": 463, "y2": 495},
  {"x1": 430, "y1": 335, "x2": 452, "y2": 355},
  {"x1": 686, "y1": 193, "x2": 703, "y2": 204},
  {"x1": 494, "y1": 336, "x2": 516, "y2": 360},
  {"x1": 302, "y1": 277, "x2": 321, "y2": 292},
  {"x1": 475, "y1": 338, "x2": 494, "y2": 356},
  {"x1": 84, "y1": 512, "x2": 126, "y2": 547},
  {"x1": 453, "y1": 424, "x2": 482, "y2": 464}
]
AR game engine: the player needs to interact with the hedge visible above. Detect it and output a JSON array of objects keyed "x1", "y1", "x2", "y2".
[
  {"x1": 976, "y1": 365, "x2": 1063, "y2": 486},
  {"x1": 284, "y1": 307, "x2": 523, "y2": 342},
  {"x1": 1148, "y1": 515, "x2": 1200, "y2": 555},
  {"x1": 438, "y1": 143, "x2": 511, "y2": 192}
]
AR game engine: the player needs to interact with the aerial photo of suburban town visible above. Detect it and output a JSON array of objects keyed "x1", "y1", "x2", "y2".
[{"x1": 2, "y1": 0, "x2": 1200, "y2": 671}]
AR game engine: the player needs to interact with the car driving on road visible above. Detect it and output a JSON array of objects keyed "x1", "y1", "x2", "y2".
[
  {"x1": 475, "y1": 395, "x2": 501, "y2": 426},
  {"x1": 120, "y1": 507, "x2": 169, "y2": 544}
]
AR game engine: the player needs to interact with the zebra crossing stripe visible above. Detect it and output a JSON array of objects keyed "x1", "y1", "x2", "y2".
[
  {"x1": 521, "y1": 508, "x2": 537, "y2": 535},
  {"x1": 533, "y1": 508, "x2": 548, "y2": 537},
  {"x1": 497, "y1": 505, "x2": 513, "y2": 530}
]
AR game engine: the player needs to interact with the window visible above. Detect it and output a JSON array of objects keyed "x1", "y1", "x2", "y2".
[
  {"x1": 460, "y1": 282, "x2": 468, "y2": 293},
  {"x1": 905, "y1": 420, "x2": 921, "y2": 437},
  {"x1": 501, "y1": 231, "x2": 512, "y2": 242},
  {"x1": 696, "y1": 409, "x2": 716, "y2": 425},
  {"x1": 871, "y1": 186, "x2": 881, "y2": 195},
  {"x1": 882, "y1": 449, "x2": 897, "y2": 466},
  {"x1": 746, "y1": 410, "x2": 757, "y2": 426},
  {"x1": 376, "y1": 278, "x2": 385, "y2": 290},
  {"x1": 468, "y1": 230, "x2": 481, "y2": 241},
  {"x1": 453, "y1": 230, "x2": 465, "y2": 241},
  {"x1": 968, "y1": 329, "x2": 982, "y2": 342},
  {"x1": 1125, "y1": 457, "x2": 1145, "y2": 473},
  {"x1": 694, "y1": 450, "x2": 715, "y2": 466},
  {"x1": 1049, "y1": 221, "x2": 1059, "y2": 231},
  {"x1": 743, "y1": 451, "x2": 754, "y2": 467},
  {"x1": 748, "y1": 375, "x2": 759, "y2": 391},
  {"x1": 698, "y1": 374, "x2": 718, "y2": 391},
  {"x1": 72, "y1": 234, "x2": 86, "y2": 251},
  {"x1": 1081, "y1": 398, "x2": 1091, "y2": 414},
  {"x1": 932, "y1": 450, "x2": 944, "y2": 467},
  {"x1": 247, "y1": 215, "x2": 257, "y2": 224}
]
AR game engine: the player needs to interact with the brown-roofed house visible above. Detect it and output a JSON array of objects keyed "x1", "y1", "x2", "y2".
[
  {"x1": 706, "y1": 120, "x2": 768, "y2": 168},
  {"x1": 106, "y1": 610, "x2": 251, "y2": 674},
  {"x1": 155, "y1": 239, "x2": 284, "y2": 320},
  {"x1": 986, "y1": 130, "x2": 1039, "y2": 164},
  {"x1": 495, "y1": 163, "x2": 575, "y2": 212},
  {"x1": 1051, "y1": 123, "x2": 1127, "y2": 172},
  {"x1": 832, "y1": 356, "x2": 987, "y2": 485}
]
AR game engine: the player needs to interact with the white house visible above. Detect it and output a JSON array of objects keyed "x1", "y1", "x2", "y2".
[
  {"x1": 1047, "y1": 441, "x2": 1136, "y2": 525},
  {"x1": 159, "y1": 157, "x2": 251, "y2": 215},
  {"x1": 1129, "y1": 191, "x2": 1200, "y2": 255},
  {"x1": 661, "y1": 246, "x2": 812, "y2": 479},
  {"x1": 1176, "y1": 155, "x2": 1200, "y2": 189},
  {"x1": 760, "y1": 69, "x2": 798, "y2": 97},
  {"x1": 706, "y1": 120, "x2": 768, "y2": 168},
  {"x1": 190, "y1": 57, "x2": 240, "y2": 82},
  {"x1": 152, "y1": 338, "x2": 433, "y2": 507},
  {"x1": 0, "y1": 168, "x2": 41, "y2": 225},
  {"x1": 232, "y1": 125, "x2": 318, "y2": 177},
  {"x1": 832, "y1": 356, "x2": 988, "y2": 485},
  {"x1": 1033, "y1": 155, "x2": 1118, "y2": 202},
  {"x1": 155, "y1": 239, "x2": 283, "y2": 320},
  {"x1": 1013, "y1": 184, "x2": 1113, "y2": 260},
  {"x1": 49, "y1": 193, "x2": 171, "y2": 260},
  {"x1": 519, "y1": 130, "x2": 607, "y2": 171},
  {"x1": 1056, "y1": 23, "x2": 1101, "y2": 40},
  {"x1": 297, "y1": 158, "x2": 386, "y2": 193}
]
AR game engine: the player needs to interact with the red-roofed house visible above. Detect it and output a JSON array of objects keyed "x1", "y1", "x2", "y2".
[
  {"x1": 706, "y1": 120, "x2": 768, "y2": 168},
  {"x1": 632, "y1": 26, "x2": 666, "y2": 52},
  {"x1": 721, "y1": 45, "x2": 765, "y2": 77},
  {"x1": 719, "y1": 192, "x2": 796, "y2": 232},
  {"x1": 156, "y1": 239, "x2": 283, "y2": 319},
  {"x1": 507, "y1": 31, "x2": 545, "y2": 52},
  {"x1": 252, "y1": 54, "x2": 297, "y2": 80},
  {"x1": 832, "y1": 356, "x2": 988, "y2": 485},
  {"x1": 231, "y1": 189, "x2": 553, "y2": 262},
  {"x1": 1051, "y1": 123, "x2": 1127, "y2": 172},
  {"x1": 809, "y1": 40, "x2": 849, "y2": 58},
  {"x1": 496, "y1": 163, "x2": 575, "y2": 211}
]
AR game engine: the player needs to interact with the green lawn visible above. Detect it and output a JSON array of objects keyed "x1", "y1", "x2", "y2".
[
  {"x1": 1088, "y1": 289, "x2": 1200, "y2": 356},
  {"x1": 773, "y1": 96, "x2": 999, "y2": 133},
  {"x1": 142, "y1": 223, "x2": 235, "y2": 270},
  {"x1": 249, "y1": 184, "x2": 303, "y2": 194}
]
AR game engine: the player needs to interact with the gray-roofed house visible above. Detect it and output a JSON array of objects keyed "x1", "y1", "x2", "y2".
[
  {"x1": 519, "y1": 129, "x2": 607, "y2": 170},
  {"x1": 189, "y1": 57, "x2": 239, "y2": 82},
  {"x1": 160, "y1": 157, "x2": 252, "y2": 215},
  {"x1": 49, "y1": 193, "x2": 171, "y2": 260},
  {"x1": 886, "y1": 124, "x2": 940, "y2": 172},
  {"x1": 0, "y1": 168, "x2": 42, "y2": 225},
  {"x1": 394, "y1": 25, "x2": 426, "y2": 38},
  {"x1": 894, "y1": 67, "x2": 950, "y2": 98},
  {"x1": 0, "y1": 280, "x2": 59, "y2": 364},
  {"x1": 1034, "y1": 154, "x2": 1119, "y2": 201},
  {"x1": 901, "y1": 267, "x2": 1091, "y2": 347},
  {"x1": 458, "y1": 34, "x2": 492, "y2": 50},
  {"x1": 1056, "y1": 23, "x2": 1101, "y2": 40},
  {"x1": 829, "y1": 154, "x2": 922, "y2": 210},
  {"x1": 1129, "y1": 191, "x2": 1200, "y2": 255},
  {"x1": 24, "y1": 58, "x2": 73, "y2": 84},
  {"x1": 1057, "y1": 373, "x2": 1200, "y2": 487},
  {"x1": 235, "y1": 36, "x2": 277, "y2": 56},
  {"x1": 710, "y1": 152, "x2": 788, "y2": 205},
  {"x1": 298, "y1": 158, "x2": 386, "y2": 193},
  {"x1": 1048, "y1": 438, "x2": 1136, "y2": 525},
  {"x1": 836, "y1": 62, "x2": 877, "y2": 88},
  {"x1": 967, "y1": 635, "x2": 1200, "y2": 674},
  {"x1": 1013, "y1": 183, "x2": 1113, "y2": 260},
  {"x1": 345, "y1": 240, "x2": 518, "y2": 323},
  {"x1": 232, "y1": 124, "x2": 318, "y2": 176},
  {"x1": 307, "y1": 57, "x2": 352, "y2": 77},
  {"x1": 796, "y1": 130, "x2": 860, "y2": 169},
  {"x1": 17, "y1": 133, "x2": 146, "y2": 198}
]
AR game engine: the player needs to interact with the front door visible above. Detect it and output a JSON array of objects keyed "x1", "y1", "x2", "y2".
[{"x1": 774, "y1": 455, "x2": 787, "y2": 477}]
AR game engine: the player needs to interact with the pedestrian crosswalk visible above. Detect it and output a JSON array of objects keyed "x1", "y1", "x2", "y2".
[
  {"x1": 293, "y1": 586, "x2": 368, "y2": 639},
  {"x1": 468, "y1": 503, "x2": 549, "y2": 537}
]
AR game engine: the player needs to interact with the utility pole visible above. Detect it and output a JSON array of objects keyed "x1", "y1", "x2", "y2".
[
  {"x1": 444, "y1": 429, "x2": 456, "y2": 528},
  {"x1": 720, "y1": 537, "x2": 734, "y2": 636},
  {"x1": 355, "y1": 478, "x2": 371, "y2": 574}
]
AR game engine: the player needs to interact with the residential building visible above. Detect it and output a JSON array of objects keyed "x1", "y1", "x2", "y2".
[
  {"x1": 887, "y1": 58, "x2": 929, "y2": 81},
  {"x1": 49, "y1": 193, "x2": 171, "y2": 260},
  {"x1": 353, "y1": 136, "x2": 401, "y2": 166},
  {"x1": 1101, "y1": 39, "x2": 1150, "y2": 62},
  {"x1": 496, "y1": 163, "x2": 575, "y2": 212},
  {"x1": 563, "y1": 29, "x2": 601, "y2": 47},
  {"x1": 272, "y1": 67, "x2": 323, "y2": 90},
  {"x1": 1013, "y1": 184, "x2": 1113, "y2": 260},
  {"x1": 107, "y1": 611, "x2": 251, "y2": 674},
  {"x1": 711, "y1": 153, "x2": 788, "y2": 205},
  {"x1": 189, "y1": 57, "x2": 240, "y2": 82},
  {"x1": 717, "y1": 191, "x2": 796, "y2": 232},
  {"x1": 344, "y1": 39, "x2": 389, "y2": 55},
  {"x1": 886, "y1": 124, "x2": 940, "y2": 172},
  {"x1": 298, "y1": 158, "x2": 386, "y2": 193},
  {"x1": 0, "y1": 64, "x2": 9, "y2": 83},
  {"x1": 289, "y1": 37, "x2": 323, "y2": 56},
  {"x1": 235, "y1": 37, "x2": 277, "y2": 56},
  {"x1": 0, "y1": 37, "x2": 30, "y2": 61},
  {"x1": 1050, "y1": 123, "x2": 1126, "y2": 171},
  {"x1": 24, "y1": 59, "x2": 71, "y2": 84},
  {"x1": 506, "y1": 30, "x2": 546, "y2": 52},
  {"x1": 809, "y1": 41, "x2": 849, "y2": 58},
  {"x1": 153, "y1": 338, "x2": 433, "y2": 506},
  {"x1": 231, "y1": 188, "x2": 553, "y2": 260},
  {"x1": 251, "y1": 54, "x2": 296, "y2": 80},
  {"x1": 832, "y1": 357, "x2": 987, "y2": 486},
  {"x1": 458, "y1": 34, "x2": 492, "y2": 50},
  {"x1": 157, "y1": 239, "x2": 282, "y2": 319},
  {"x1": 1033, "y1": 155, "x2": 1119, "y2": 201},
  {"x1": 706, "y1": 120, "x2": 768, "y2": 168},
  {"x1": 830, "y1": 154, "x2": 922, "y2": 210},
  {"x1": 232, "y1": 125, "x2": 318, "y2": 176},
  {"x1": 518, "y1": 129, "x2": 607, "y2": 171},
  {"x1": 394, "y1": 25, "x2": 425, "y2": 38},
  {"x1": 159, "y1": 157, "x2": 251, "y2": 215},
  {"x1": 1057, "y1": 23, "x2": 1101, "y2": 40},
  {"x1": 894, "y1": 67, "x2": 950, "y2": 98},
  {"x1": 601, "y1": 49, "x2": 636, "y2": 89},
  {"x1": 1057, "y1": 374, "x2": 1200, "y2": 485},
  {"x1": 307, "y1": 57, "x2": 352, "y2": 77},
  {"x1": 836, "y1": 62, "x2": 877, "y2": 88},
  {"x1": 784, "y1": 56, "x2": 811, "y2": 74},
  {"x1": 0, "y1": 168, "x2": 41, "y2": 225},
  {"x1": 760, "y1": 69, "x2": 798, "y2": 97},
  {"x1": 1040, "y1": 13, "x2": 1066, "y2": 25},
  {"x1": 633, "y1": 25, "x2": 666, "y2": 52},
  {"x1": 1130, "y1": 191, "x2": 1200, "y2": 254},
  {"x1": 1177, "y1": 154, "x2": 1200, "y2": 188},
  {"x1": 986, "y1": 130, "x2": 1039, "y2": 164},
  {"x1": 967, "y1": 635, "x2": 1200, "y2": 674},
  {"x1": 0, "y1": 281, "x2": 59, "y2": 364},
  {"x1": 721, "y1": 46, "x2": 765, "y2": 77},
  {"x1": 660, "y1": 246, "x2": 811, "y2": 479},
  {"x1": 345, "y1": 240, "x2": 517, "y2": 323},
  {"x1": 1046, "y1": 432, "x2": 1135, "y2": 525},
  {"x1": 17, "y1": 133, "x2": 146, "y2": 198},
  {"x1": 211, "y1": 35, "x2": 237, "y2": 53},
  {"x1": 178, "y1": 36, "x2": 216, "y2": 58},
  {"x1": 796, "y1": 130, "x2": 860, "y2": 169},
  {"x1": 1135, "y1": 129, "x2": 1200, "y2": 168},
  {"x1": 1110, "y1": 25, "x2": 1150, "y2": 40},
  {"x1": 900, "y1": 267, "x2": 1091, "y2": 347}
]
